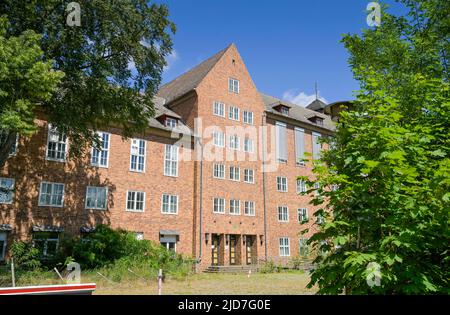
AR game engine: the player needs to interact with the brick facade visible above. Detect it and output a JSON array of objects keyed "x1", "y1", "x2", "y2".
[{"x1": 0, "y1": 44, "x2": 334, "y2": 269}]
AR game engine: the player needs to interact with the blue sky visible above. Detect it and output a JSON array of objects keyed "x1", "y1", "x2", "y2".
[{"x1": 156, "y1": 0, "x2": 405, "y2": 106}]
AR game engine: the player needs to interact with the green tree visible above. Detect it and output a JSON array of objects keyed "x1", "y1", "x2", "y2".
[
  {"x1": 303, "y1": 0, "x2": 449, "y2": 294},
  {"x1": 0, "y1": 16, "x2": 63, "y2": 167},
  {"x1": 0, "y1": 0, "x2": 175, "y2": 166}
]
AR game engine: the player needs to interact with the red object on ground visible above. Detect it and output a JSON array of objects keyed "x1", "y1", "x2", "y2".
[{"x1": 0, "y1": 283, "x2": 96, "y2": 295}]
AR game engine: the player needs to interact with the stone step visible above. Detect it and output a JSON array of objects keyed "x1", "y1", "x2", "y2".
[{"x1": 204, "y1": 265, "x2": 259, "y2": 273}]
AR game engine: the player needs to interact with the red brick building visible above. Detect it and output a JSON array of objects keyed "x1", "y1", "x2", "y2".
[{"x1": 0, "y1": 44, "x2": 334, "y2": 268}]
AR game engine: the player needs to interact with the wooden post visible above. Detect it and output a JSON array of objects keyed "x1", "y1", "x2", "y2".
[
  {"x1": 11, "y1": 257, "x2": 16, "y2": 287},
  {"x1": 54, "y1": 267, "x2": 64, "y2": 281},
  {"x1": 157, "y1": 269, "x2": 163, "y2": 295}
]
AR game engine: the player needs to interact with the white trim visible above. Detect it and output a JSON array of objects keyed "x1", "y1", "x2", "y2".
[
  {"x1": 0, "y1": 177, "x2": 15, "y2": 205},
  {"x1": 244, "y1": 201, "x2": 256, "y2": 216},
  {"x1": 279, "y1": 237, "x2": 291, "y2": 257},
  {"x1": 277, "y1": 206, "x2": 289, "y2": 222},
  {"x1": 91, "y1": 131, "x2": 110, "y2": 168},
  {"x1": 213, "y1": 164, "x2": 225, "y2": 180},
  {"x1": 129, "y1": 138, "x2": 146, "y2": 173},
  {"x1": 277, "y1": 176, "x2": 288, "y2": 192},
  {"x1": 125, "y1": 190, "x2": 146, "y2": 213},
  {"x1": 213, "y1": 197, "x2": 225, "y2": 214},
  {"x1": 213, "y1": 101, "x2": 225, "y2": 118},
  {"x1": 38, "y1": 182, "x2": 65, "y2": 208},
  {"x1": 85, "y1": 186, "x2": 108, "y2": 210},
  {"x1": 243, "y1": 169, "x2": 255, "y2": 184},
  {"x1": 164, "y1": 144, "x2": 179, "y2": 177},
  {"x1": 161, "y1": 194, "x2": 179, "y2": 215},
  {"x1": 45, "y1": 124, "x2": 68, "y2": 163}
]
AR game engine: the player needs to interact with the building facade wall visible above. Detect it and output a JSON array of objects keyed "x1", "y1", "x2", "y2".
[{"x1": 0, "y1": 45, "x2": 334, "y2": 268}]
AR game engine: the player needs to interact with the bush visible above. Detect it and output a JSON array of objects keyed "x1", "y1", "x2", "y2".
[
  {"x1": 10, "y1": 241, "x2": 41, "y2": 271},
  {"x1": 259, "y1": 260, "x2": 277, "y2": 274}
]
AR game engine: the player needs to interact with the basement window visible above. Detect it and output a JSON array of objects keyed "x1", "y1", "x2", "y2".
[{"x1": 33, "y1": 232, "x2": 60, "y2": 258}]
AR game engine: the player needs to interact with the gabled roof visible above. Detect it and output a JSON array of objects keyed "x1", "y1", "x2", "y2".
[
  {"x1": 306, "y1": 99, "x2": 328, "y2": 111},
  {"x1": 157, "y1": 44, "x2": 233, "y2": 104},
  {"x1": 260, "y1": 93, "x2": 335, "y2": 131}
]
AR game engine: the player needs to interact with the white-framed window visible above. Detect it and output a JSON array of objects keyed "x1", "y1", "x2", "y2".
[
  {"x1": 278, "y1": 206, "x2": 289, "y2": 222},
  {"x1": 165, "y1": 118, "x2": 177, "y2": 128},
  {"x1": 244, "y1": 169, "x2": 254, "y2": 184},
  {"x1": 229, "y1": 78, "x2": 239, "y2": 94},
  {"x1": 228, "y1": 106, "x2": 240, "y2": 121},
  {"x1": 0, "y1": 178, "x2": 14, "y2": 204},
  {"x1": 91, "y1": 132, "x2": 110, "y2": 168},
  {"x1": 244, "y1": 201, "x2": 255, "y2": 216},
  {"x1": 213, "y1": 101, "x2": 225, "y2": 117},
  {"x1": 243, "y1": 111, "x2": 254, "y2": 124},
  {"x1": 279, "y1": 237, "x2": 290, "y2": 257},
  {"x1": 312, "y1": 132, "x2": 322, "y2": 160},
  {"x1": 126, "y1": 191, "x2": 145, "y2": 212},
  {"x1": 297, "y1": 179, "x2": 307, "y2": 193},
  {"x1": 298, "y1": 208, "x2": 308, "y2": 222},
  {"x1": 0, "y1": 130, "x2": 18, "y2": 156},
  {"x1": 213, "y1": 164, "x2": 225, "y2": 179},
  {"x1": 295, "y1": 127, "x2": 305, "y2": 166},
  {"x1": 213, "y1": 197, "x2": 225, "y2": 214},
  {"x1": 0, "y1": 232, "x2": 7, "y2": 261},
  {"x1": 229, "y1": 199, "x2": 240, "y2": 215},
  {"x1": 229, "y1": 135, "x2": 240, "y2": 150},
  {"x1": 130, "y1": 139, "x2": 146, "y2": 172},
  {"x1": 164, "y1": 144, "x2": 179, "y2": 177},
  {"x1": 160, "y1": 235, "x2": 177, "y2": 252},
  {"x1": 331, "y1": 184, "x2": 339, "y2": 191},
  {"x1": 299, "y1": 238, "x2": 309, "y2": 257},
  {"x1": 135, "y1": 232, "x2": 144, "y2": 241},
  {"x1": 275, "y1": 121, "x2": 287, "y2": 163},
  {"x1": 85, "y1": 186, "x2": 108, "y2": 210},
  {"x1": 244, "y1": 138, "x2": 254, "y2": 153},
  {"x1": 33, "y1": 232, "x2": 60, "y2": 257},
  {"x1": 229, "y1": 166, "x2": 240, "y2": 181},
  {"x1": 161, "y1": 194, "x2": 178, "y2": 214},
  {"x1": 46, "y1": 124, "x2": 67, "y2": 162},
  {"x1": 38, "y1": 182, "x2": 65, "y2": 207},
  {"x1": 277, "y1": 176, "x2": 288, "y2": 192},
  {"x1": 213, "y1": 131, "x2": 225, "y2": 147}
]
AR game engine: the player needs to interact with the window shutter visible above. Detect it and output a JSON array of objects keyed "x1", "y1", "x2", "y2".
[
  {"x1": 295, "y1": 127, "x2": 305, "y2": 165},
  {"x1": 312, "y1": 132, "x2": 321, "y2": 160}
]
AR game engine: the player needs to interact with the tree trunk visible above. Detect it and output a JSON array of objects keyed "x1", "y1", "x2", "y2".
[{"x1": 0, "y1": 131, "x2": 16, "y2": 169}]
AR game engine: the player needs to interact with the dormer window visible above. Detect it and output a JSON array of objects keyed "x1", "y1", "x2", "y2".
[
  {"x1": 273, "y1": 104, "x2": 290, "y2": 115},
  {"x1": 165, "y1": 117, "x2": 177, "y2": 128},
  {"x1": 308, "y1": 116, "x2": 324, "y2": 126}
]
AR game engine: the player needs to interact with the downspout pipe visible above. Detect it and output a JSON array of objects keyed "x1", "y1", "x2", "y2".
[
  {"x1": 197, "y1": 136, "x2": 204, "y2": 266},
  {"x1": 262, "y1": 112, "x2": 268, "y2": 261}
]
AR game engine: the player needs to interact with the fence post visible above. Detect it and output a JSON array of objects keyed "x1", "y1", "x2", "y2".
[
  {"x1": 11, "y1": 257, "x2": 16, "y2": 287},
  {"x1": 157, "y1": 269, "x2": 163, "y2": 295}
]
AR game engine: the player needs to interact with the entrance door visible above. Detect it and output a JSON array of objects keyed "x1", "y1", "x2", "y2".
[
  {"x1": 246, "y1": 236, "x2": 253, "y2": 265},
  {"x1": 211, "y1": 234, "x2": 220, "y2": 266},
  {"x1": 229, "y1": 235, "x2": 237, "y2": 265}
]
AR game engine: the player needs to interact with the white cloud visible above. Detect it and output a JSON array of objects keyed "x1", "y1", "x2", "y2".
[
  {"x1": 164, "y1": 50, "x2": 179, "y2": 72},
  {"x1": 282, "y1": 89, "x2": 328, "y2": 107}
]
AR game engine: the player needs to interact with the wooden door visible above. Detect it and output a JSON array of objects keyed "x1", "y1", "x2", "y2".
[
  {"x1": 229, "y1": 235, "x2": 237, "y2": 265},
  {"x1": 246, "y1": 236, "x2": 253, "y2": 265},
  {"x1": 212, "y1": 234, "x2": 220, "y2": 266}
]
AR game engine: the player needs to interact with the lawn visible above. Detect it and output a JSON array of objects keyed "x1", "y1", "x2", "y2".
[{"x1": 93, "y1": 271, "x2": 315, "y2": 295}]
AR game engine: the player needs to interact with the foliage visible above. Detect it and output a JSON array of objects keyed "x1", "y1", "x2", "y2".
[
  {"x1": 0, "y1": 0, "x2": 176, "y2": 166},
  {"x1": 10, "y1": 241, "x2": 42, "y2": 271},
  {"x1": 259, "y1": 260, "x2": 278, "y2": 274},
  {"x1": 302, "y1": 0, "x2": 450, "y2": 294},
  {"x1": 0, "y1": 16, "x2": 63, "y2": 163}
]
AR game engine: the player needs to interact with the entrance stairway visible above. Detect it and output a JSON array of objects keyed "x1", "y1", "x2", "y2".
[{"x1": 204, "y1": 265, "x2": 259, "y2": 274}]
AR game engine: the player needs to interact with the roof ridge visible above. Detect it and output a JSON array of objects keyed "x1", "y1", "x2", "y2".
[{"x1": 159, "y1": 44, "x2": 231, "y2": 90}]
